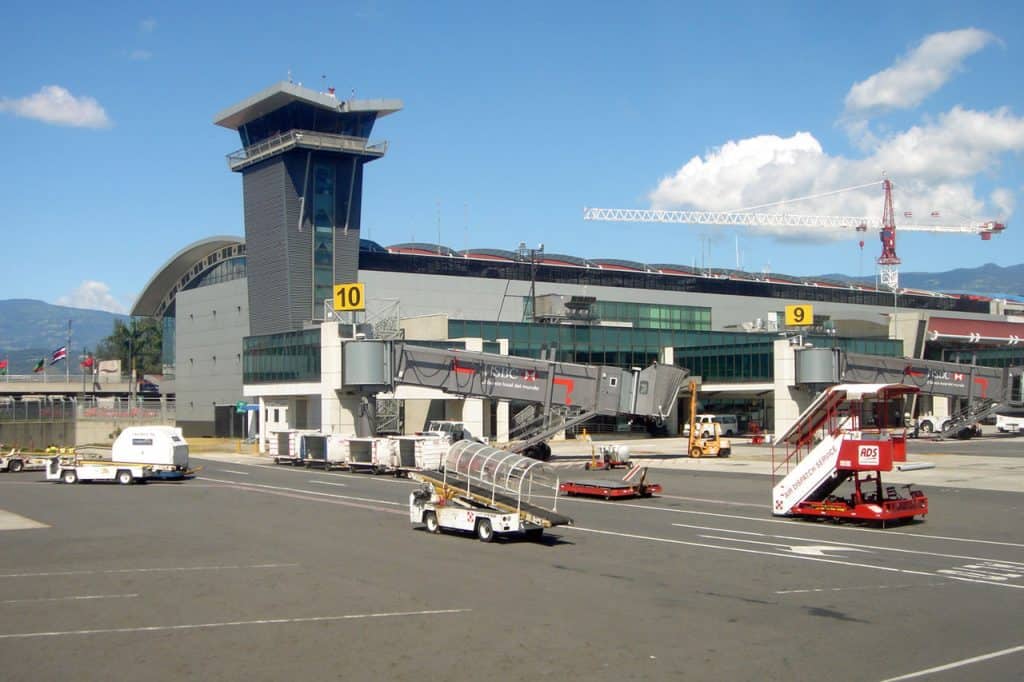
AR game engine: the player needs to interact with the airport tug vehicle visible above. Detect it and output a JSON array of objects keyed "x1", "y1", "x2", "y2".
[
  {"x1": 772, "y1": 384, "x2": 930, "y2": 525},
  {"x1": 409, "y1": 441, "x2": 572, "y2": 542}
]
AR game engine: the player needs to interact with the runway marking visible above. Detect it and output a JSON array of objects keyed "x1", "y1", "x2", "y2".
[
  {"x1": 192, "y1": 459, "x2": 411, "y2": 485},
  {"x1": 0, "y1": 607, "x2": 471, "y2": 640},
  {"x1": 200, "y1": 477, "x2": 406, "y2": 515},
  {"x1": 2, "y1": 593, "x2": 139, "y2": 604},
  {"x1": 309, "y1": 480, "x2": 347, "y2": 487},
  {"x1": 568, "y1": 526, "x2": 1024, "y2": 589},
  {"x1": 880, "y1": 643, "x2": 1024, "y2": 681},
  {"x1": 217, "y1": 469, "x2": 249, "y2": 475},
  {"x1": 0, "y1": 510, "x2": 49, "y2": 531},
  {"x1": 0, "y1": 563, "x2": 298, "y2": 579},
  {"x1": 559, "y1": 497, "x2": 1024, "y2": 548},
  {"x1": 775, "y1": 583, "x2": 947, "y2": 595},
  {"x1": 672, "y1": 523, "x2": 1024, "y2": 565}
]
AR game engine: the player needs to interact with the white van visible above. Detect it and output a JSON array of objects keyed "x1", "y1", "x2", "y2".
[{"x1": 683, "y1": 414, "x2": 739, "y2": 437}]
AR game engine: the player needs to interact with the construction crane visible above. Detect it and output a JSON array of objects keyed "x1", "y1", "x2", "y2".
[{"x1": 583, "y1": 179, "x2": 1006, "y2": 290}]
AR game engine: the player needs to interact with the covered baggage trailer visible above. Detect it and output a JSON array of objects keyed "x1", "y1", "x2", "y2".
[
  {"x1": 46, "y1": 426, "x2": 190, "y2": 484},
  {"x1": 410, "y1": 441, "x2": 572, "y2": 542},
  {"x1": 0, "y1": 447, "x2": 53, "y2": 473}
]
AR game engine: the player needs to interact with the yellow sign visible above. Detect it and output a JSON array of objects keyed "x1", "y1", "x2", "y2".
[
  {"x1": 333, "y1": 283, "x2": 365, "y2": 311},
  {"x1": 785, "y1": 304, "x2": 813, "y2": 326}
]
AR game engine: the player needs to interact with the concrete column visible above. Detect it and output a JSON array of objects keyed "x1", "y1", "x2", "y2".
[
  {"x1": 320, "y1": 323, "x2": 344, "y2": 434},
  {"x1": 772, "y1": 339, "x2": 806, "y2": 440},
  {"x1": 258, "y1": 396, "x2": 266, "y2": 453}
]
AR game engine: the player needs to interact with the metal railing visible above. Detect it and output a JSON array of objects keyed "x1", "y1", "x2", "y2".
[
  {"x1": 226, "y1": 130, "x2": 389, "y2": 170},
  {"x1": 0, "y1": 373, "x2": 132, "y2": 386}
]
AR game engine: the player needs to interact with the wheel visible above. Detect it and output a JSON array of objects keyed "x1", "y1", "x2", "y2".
[
  {"x1": 8, "y1": 459, "x2": 23, "y2": 473},
  {"x1": 424, "y1": 511, "x2": 440, "y2": 534},
  {"x1": 475, "y1": 518, "x2": 494, "y2": 543},
  {"x1": 719, "y1": 448, "x2": 731, "y2": 458},
  {"x1": 690, "y1": 446, "x2": 703, "y2": 458},
  {"x1": 918, "y1": 421, "x2": 933, "y2": 433},
  {"x1": 61, "y1": 469, "x2": 78, "y2": 484},
  {"x1": 117, "y1": 470, "x2": 134, "y2": 485}
]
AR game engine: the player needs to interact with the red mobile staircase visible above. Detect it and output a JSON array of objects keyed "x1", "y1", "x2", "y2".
[{"x1": 771, "y1": 384, "x2": 929, "y2": 524}]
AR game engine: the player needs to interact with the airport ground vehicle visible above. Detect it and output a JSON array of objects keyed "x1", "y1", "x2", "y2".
[
  {"x1": 45, "y1": 426, "x2": 190, "y2": 484},
  {"x1": 560, "y1": 465, "x2": 661, "y2": 500},
  {"x1": 409, "y1": 440, "x2": 571, "y2": 542},
  {"x1": 685, "y1": 382, "x2": 731, "y2": 458},
  {"x1": 683, "y1": 414, "x2": 738, "y2": 437},
  {"x1": 996, "y1": 413, "x2": 1024, "y2": 433},
  {"x1": 0, "y1": 447, "x2": 53, "y2": 473},
  {"x1": 772, "y1": 383, "x2": 931, "y2": 525}
]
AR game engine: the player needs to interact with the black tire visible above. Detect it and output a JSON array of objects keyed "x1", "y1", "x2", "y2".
[
  {"x1": 475, "y1": 518, "x2": 494, "y2": 543},
  {"x1": 424, "y1": 511, "x2": 440, "y2": 534},
  {"x1": 690, "y1": 446, "x2": 703, "y2": 458},
  {"x1": 61, "y1": 469, "x2": 78, "y2": 484},
  {"x1": 919, "y1": 421, "x2": 933, "y2": 433},
  {"x1": 117, "y1": 470, "x2": 133, "y2": 485},
  {"x1": 719, "y1": 448, "x2": 731, "y2": 458},
  {"x1": 8, "y1": 459, "x2": 23, "y2": 473}
]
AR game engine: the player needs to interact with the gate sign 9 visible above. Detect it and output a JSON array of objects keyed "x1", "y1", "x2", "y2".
[
  {"x1": 785, "y1": 304, "x2": 813, "y2": 327},
  {"x1": 333, "y1": 283, "x2": 366, "y2": 311}
]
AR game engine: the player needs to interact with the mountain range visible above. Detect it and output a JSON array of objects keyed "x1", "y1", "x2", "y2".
[
  {"x1": 816, "y1": 263, "x2": 1024, "y2": 299},
  {"x1": 0, "y1": 299, "x2": 126, "y2": 374}
]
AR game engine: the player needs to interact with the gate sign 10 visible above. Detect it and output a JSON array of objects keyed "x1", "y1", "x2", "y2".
[
  {"x1": 333, "y1": 283, "x2": 366, "y2": 311},
  {"x1": 785, "y1": 304, "x2": 813, "y2": 326}
]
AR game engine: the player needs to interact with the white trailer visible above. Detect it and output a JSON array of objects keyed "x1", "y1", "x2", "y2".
[
  {"x1": 409, "y1": 487, "x2": 537, "y2": 542},
  {"x1": 45, "y1": 426, "x2": 190, "y2": 485},
  {"x1": 0, "y1": 448, "x2": 51, "y2": 473}
]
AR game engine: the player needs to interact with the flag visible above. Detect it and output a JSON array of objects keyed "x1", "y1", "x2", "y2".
[
  {"x1": 0, "y1": 359, "x2": 7, "y2": 375},
  {"x1": 33, "y1": 357, "x2": 45, "y2": 373},
  {"x1": 50, "y1": 346, "x2": 68, "y2": 365},
  {"x1": 81, "y1": 355, "x2": 95, "y2": 369}
]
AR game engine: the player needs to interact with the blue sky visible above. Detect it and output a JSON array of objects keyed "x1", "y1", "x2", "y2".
[{"x1": 2, "y1": 1, "x2": 1022, "y2": 313}]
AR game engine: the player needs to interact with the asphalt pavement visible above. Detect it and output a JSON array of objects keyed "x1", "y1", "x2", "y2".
[{"x1": 0, "y1": 439, "x2": 1021, "y2": 681}]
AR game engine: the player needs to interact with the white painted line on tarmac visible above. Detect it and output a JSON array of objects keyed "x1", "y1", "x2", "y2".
[
  {"x1": 309, "y1": 480, "x2": 347, "y2": 487},
  {"x1": 0, "y1": 607, "x2": 471, "y2": 640},
  {"x1": 561, "y1": 497, "x2": 1024, "y2": 548},
  {"x1": 569, "y1": 526, "x2": 1024, "y2": 589},
  {"x1": 2, "y1": 593, "x2": 139, "y2": 605},
  {"x1": 655, "y1": 493, "x2": 763, "y2": 508},
  {"x1": 193, "y1": 459, "x2": 413, "y2": 485},
  {"x1": 201, "y1": 477, "x2": 404, "y2": 508},
  {"x1": 0, "y1": 510, "x2": 49, "y2": 530},
  {"x1": 217, "y1": 469, "x2": 250, "y2": 475},
  {"x1": 672, "y1": 523, "x2": 1024, "y2": 566},
  {"x1": 775, "y1": 583, "x2": 947, "y2": 595},
  {"x1": 880, "y1": 643, "x2": 1024, "y2": 681},
  {"x1": 0, "y1": 563, "x2": 298, "y2": 579}
]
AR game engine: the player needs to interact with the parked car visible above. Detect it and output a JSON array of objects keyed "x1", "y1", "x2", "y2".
[{"x1": 683, "y1": 414, "x2": 738, "y2": 438}]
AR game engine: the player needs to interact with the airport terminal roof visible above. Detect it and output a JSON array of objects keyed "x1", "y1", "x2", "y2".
[{"x1": 131, "y1": 236, "x2": 244, "y2": 318}]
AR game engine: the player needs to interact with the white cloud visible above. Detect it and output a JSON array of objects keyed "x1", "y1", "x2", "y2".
[
  {"x1": 56, "y1": 281, "x2": 127, "y2": 314},
  {"x1": 648, "y1": 106, "x2": 1023, "y2": 238},
  {"x1": 129, "y1": 49, "x2": 152, "y2": 61},
  {"x1": 844, "y1": 28, "x2": 995, "y2": 115},
  {"x1": 140, "y1": 18, "x2": 157, "y2": 33},
  {"x1": 991, "y1": 188, "x2": 1015, "y2": 217},
  {"x1": 0, "y1": 85, "x2": 111, "y2": 128}
]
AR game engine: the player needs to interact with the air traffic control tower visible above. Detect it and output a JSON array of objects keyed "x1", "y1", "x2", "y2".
[{"x1": 215, "y1": 82, "x2": 402, "y2": 335}]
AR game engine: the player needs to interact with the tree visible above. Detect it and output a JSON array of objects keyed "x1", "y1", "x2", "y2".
[{"x1": 95, "y1": 318, "x2": 163, "y2": 375}]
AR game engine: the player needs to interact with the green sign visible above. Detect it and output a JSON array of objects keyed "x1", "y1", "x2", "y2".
[{"x1": 235, "y1": 400, "x2": 247, "y2": 414}]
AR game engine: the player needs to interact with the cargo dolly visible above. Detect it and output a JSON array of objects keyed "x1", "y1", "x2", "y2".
[{"x1": 559, "y1": 466, "x2": 661, "y2": 500}]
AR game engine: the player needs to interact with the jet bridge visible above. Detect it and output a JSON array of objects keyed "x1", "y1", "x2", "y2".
[
  {"x1": 343, "y1": 340, "x2": 689, "y2": 455},
  {"x1": 797, "y1": 348, "x2": 1024, "y2": 439}
]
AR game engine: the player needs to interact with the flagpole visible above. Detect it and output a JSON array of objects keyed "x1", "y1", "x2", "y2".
[{"x1": 66, "y1": 320, "x2": 71, "y2": 384}]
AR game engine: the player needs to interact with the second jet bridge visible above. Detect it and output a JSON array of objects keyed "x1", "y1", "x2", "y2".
[{"x1": 343, "y1": 340, "x2": 689, "y2": 454}]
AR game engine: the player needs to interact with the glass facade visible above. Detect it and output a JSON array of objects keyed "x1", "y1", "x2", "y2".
[
  {"x1": 243, "y1": 329, "x2": 321, "y2": 384},
  {"x1": 313, "y1": 164, "x2": 336, "y2": 317},
  {"x1": 589, "y1": 300, "x2": 710, "y2": 330},
  {"x1": 184, "y1": 256, "x2": 246, "y2": 291}
]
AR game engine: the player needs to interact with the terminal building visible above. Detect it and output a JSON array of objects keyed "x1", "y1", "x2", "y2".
[{"x1": 131, "y1": 81, "x2": 1024, "y2": 442}]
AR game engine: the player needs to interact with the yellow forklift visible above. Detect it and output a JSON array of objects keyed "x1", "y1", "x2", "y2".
[{"x1": 686, "y1": 381, "x2": 731, "y2": 458}]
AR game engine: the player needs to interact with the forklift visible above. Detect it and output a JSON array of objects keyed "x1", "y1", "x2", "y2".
[{"x1": 686, "y1": 381, "x2": 731, "y2": 458}]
